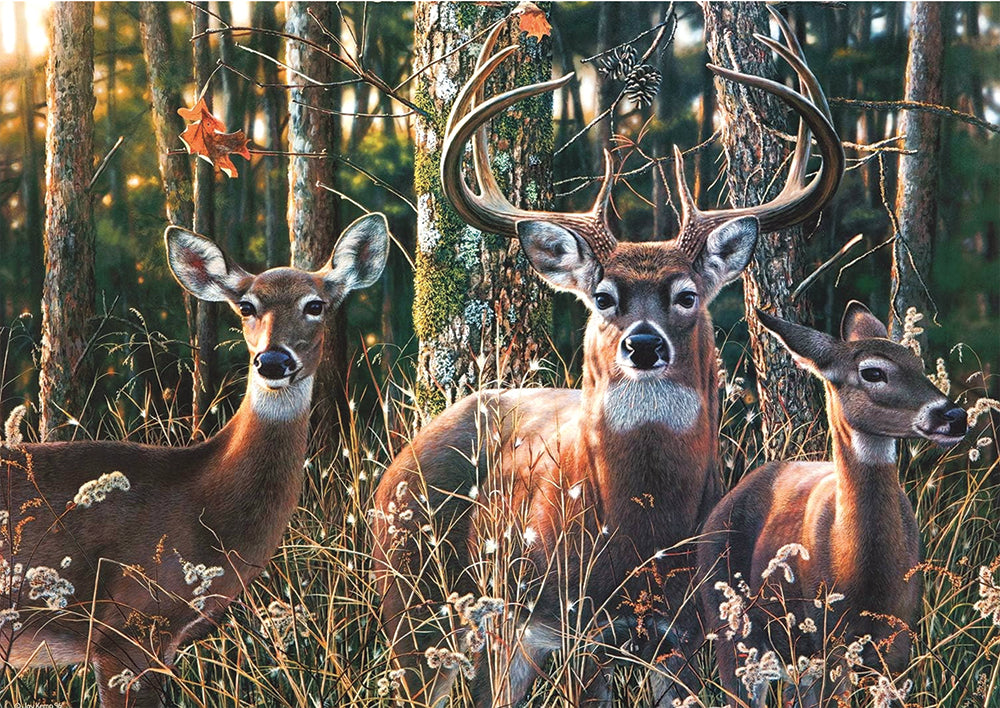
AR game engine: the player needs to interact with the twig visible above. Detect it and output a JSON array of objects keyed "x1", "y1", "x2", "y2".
[
  {"x1": 317, "y1": 182, "x2": 416, "y2": 272},
  {"x1": 829, "y1": 97, "x2": 999, "y2": 134},
  {"x1": 291, "y1": 98, "x2": 415, "y2": 120},
  {"x1": 396, "y1": 18, "x2": 507, "y2": 92},
  {"x1": 89, "y1": 136, "x2": 125, "y2": 191},
  {"x1": 791, "y1": 234, "x2": 863, "y2": 301}
]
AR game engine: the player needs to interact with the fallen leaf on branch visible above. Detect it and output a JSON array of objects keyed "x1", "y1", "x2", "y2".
[
  {"x1": 177, "y1": 97, "x2": 251, "y2": 179},
  {"x1": 514, "y1": 1, "x2": 551, "y2": 41}
]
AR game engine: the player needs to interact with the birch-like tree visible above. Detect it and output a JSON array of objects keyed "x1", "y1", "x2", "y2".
[{"x1": 412, "y1": 3, "x2": 555, "y2": 418}]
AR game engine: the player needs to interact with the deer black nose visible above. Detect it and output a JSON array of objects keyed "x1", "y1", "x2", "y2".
[
  {"x1": 939, "y1": 406, "x2": 968, "y2": 436},
  {"x1": 254, "y1": 349, "x2": 298, "y2": 380},
  {"x1": 621, "y1": 332, "x2": 668, "y2": 370}
]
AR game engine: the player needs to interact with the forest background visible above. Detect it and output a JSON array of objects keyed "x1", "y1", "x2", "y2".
[{"x1": 0, "y1": 1, "x2": 998, "y2": 706}]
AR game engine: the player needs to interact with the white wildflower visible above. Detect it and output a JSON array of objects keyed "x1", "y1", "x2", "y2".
[
  {"x1": 735, "y1": 642, "x2": 781, "y2": 700},
  {"x1": 798, "y1": 617, "x2": 817, "y2": 634},
  {"x1": 967, "y1": 397, "x2": 1000, "y2": 427},
  {"x1": 869, "y1": 675, "x2": 912, "y2": 708},
  {"x1": 0, "y1": 608, "x2": 20, "y2": 629},
  {"x1": 375, "y1": 668, "x2": 406, "y2": 697},
  {"x1": 60, "y1": 556, "x2": 72, "y2": 569},
  {"x1": 424, "y1": 646, "x2": 474, "y2": 679},
  {"x1": 929, "y1": 358, "x2": 950, "y2": 395},
  {"x1": 24, "y1": 566, "x2": 75, "y2": 609},
  {"x1": 844, "y1": 634, "x2": 871, "y2": 668},
  {"x1": 761, "y1": 543, "x2": 810, "y2": 583},
  {"x1": 107, "y1": 668, "x2": 138, "y2": 694},
  {"x1": 73, "y1": 471, "x2": 131, "y2": 508},
  {"x1": 715, "y1": 580, "x2": 750, "y2": 640},
  {"x1": 969, "y1": 448, "x2": 981, "y2": 462},
  {"x1": 974, "y1": 565, "x2": 1000, "y2": 626},
  {"x1": 260, "y1": 599, "x2": 314, "y2": 650},
  {"x1": 3, "y1": 404, "x2": 28, "y2": 447},
  {"x1": 898, "y1": 307, "x2": 924, "y2": 356}
]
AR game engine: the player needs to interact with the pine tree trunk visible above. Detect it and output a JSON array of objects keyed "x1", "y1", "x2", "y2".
[
  {"x1": 39, "y1": 3, "x2": 97, "y2": 440},
  {"x1": 890, "y1": 2, "x2": 943, "y2": 341},
  {"x1": 286, "y1": 2, "x2": 346, "y2": 449},
  {"x1": 412, "y1": 2, "x2": 554, "y2": 418},
  {"x1": 192, "y1": 2, "x2": 218, "y2": 432},
  {"x1": 703, "y1": 2, "x2": 825, "y2": 459}
]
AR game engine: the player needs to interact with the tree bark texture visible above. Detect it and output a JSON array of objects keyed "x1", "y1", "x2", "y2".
[
  {"x1": 286, "y1": 2, "x2": 347, "y2": 448},
  {"x1": 38, "y1": 2, "x2": 97, "y2": 440},
  {"x1": 139, "y1": 1, "x2": 198, "y2": 427},
  {"x1": 890, "y1": 2, "x2": 943, "y2": 341},
  {"x1": 703, "y1": 2, "x2": 825, "y2": 459},
  {"x1": 412, "y1": 2, "x2": 554, "y2": 418},
  {"x1": 192, "y1": 2, "x2": 218, "y2": 431}
]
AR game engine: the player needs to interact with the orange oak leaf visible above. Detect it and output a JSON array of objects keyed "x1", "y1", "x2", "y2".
[
  {"x1": 514, "y1": 1, "x2": 551, "y2": 41},
  {"x1": 177, "y1": 97, "x2": 251, "y2": 178}
]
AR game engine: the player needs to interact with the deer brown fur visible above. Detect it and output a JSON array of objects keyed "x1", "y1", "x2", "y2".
[
  {"x1": 698, "y1": 303, "x2": 968, "y2": 707},
  {"x1": 0, "y1": 215, "x2": 389, "y2": 708}
]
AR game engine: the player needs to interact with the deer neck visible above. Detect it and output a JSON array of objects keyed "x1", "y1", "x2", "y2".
[
  {"x1": 577, "y1": 318, "x2": 720, "y2": 530},
  {"x1": 200, "y1": 372, "x2": 313, "y2": 558},
  {"x1": 825, "y1": 386, "x2": 904, "y2": 582}
]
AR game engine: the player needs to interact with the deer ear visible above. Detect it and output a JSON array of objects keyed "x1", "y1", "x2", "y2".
[
  {"x1": 756, "y1": 308, "x2": 841, "y2": 379},
  {"x1": 165, "y1": 226, "x2": 250, "y2": 302},
  {"x1": 517, "y1": 221, "x2": 602, "y2": 297},
  {"x1": 697, "y1": 216, "x2": 758, "y2": 301},
  {"x1": 320, "y1": 213, "x2": 390, "y2": 305},
  {"x1": 840, "y1": 300, "x2": 888, "y2": 342}
]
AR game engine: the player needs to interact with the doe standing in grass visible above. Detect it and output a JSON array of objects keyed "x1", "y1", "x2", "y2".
[
  {"x1": 0, "y1": 214, "x2": 388, "y2": 708},
  {"x1": 699, "y1": 302, "x2": 968, "y2": 706}
]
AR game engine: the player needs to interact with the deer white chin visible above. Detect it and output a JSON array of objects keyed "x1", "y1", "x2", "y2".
[
  {"x1": 602, "y1": 378, "x2": 702, "y2": 434},
  {"x1": 249, "y1": 372, "x2": 314, "y2": 422}
]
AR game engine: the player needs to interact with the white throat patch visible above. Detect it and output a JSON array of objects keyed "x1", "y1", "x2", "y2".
[
  {"x1": 602, "y1": 379, "x2": 702, "y2": 433},
  {"x1": 248, "y1": 373, "x2": 314, "y2": 422},
  {"x1": 850, "y1": 430, "x2": 897, "y2": 466}
]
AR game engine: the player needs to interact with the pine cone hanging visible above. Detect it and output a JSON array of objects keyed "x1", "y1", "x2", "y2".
[
  {"x1": 624, "y1": 64, "x2": 662, "y2": 108},
  {"x1": 597, "y1": 44, "x2": 638, "y2": 81}
]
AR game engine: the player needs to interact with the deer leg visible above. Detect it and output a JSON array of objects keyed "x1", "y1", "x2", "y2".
[{"x1": 470, "y1": 624, "x2": 556, "y2": 707}]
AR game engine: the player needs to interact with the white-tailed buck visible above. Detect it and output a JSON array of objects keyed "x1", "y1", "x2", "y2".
[
  {"x1": 699, "y1": 303, "x2": 968, "y2": 706},
  {"x1": 373, "y1": 14, "x2": 842, "y2": 706},
  {"x1": 0, "y1": 214, "x2": 389, "y2": 707}
]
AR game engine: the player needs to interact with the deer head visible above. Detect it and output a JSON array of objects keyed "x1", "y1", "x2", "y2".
[
  {"x1": 441, "y1": 11, "x2": 844, "y2": 399},
  {"x1": 758, "y1": 302, "x2": 968, "y2": 447}
]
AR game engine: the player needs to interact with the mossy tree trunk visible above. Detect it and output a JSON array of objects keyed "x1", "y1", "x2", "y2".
[
  {"x1": 889, "y1": 1, "x2": 943, "y2": 342},
  {"x1": 38, "y1": 3, "x2": 96, "y2": 440},
  {"x1": 704, "y1": 2, "x2": 825, "y2": 459},
  {"x1": 286, "y1": 2, "x2": 346, "y2": 450},
  {"x1": 412, "y1": 2, "x2": 554, "y2": 419}
]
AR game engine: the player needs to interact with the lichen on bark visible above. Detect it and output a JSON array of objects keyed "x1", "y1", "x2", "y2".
[{"x1": 412, "y1": 2, "x2": 554, "y2": 419}]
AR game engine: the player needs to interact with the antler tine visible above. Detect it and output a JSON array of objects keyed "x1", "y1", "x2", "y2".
[
  {"x1": 675, "y1": 17, "x2": 844, "y2": 258},
  {"x1": 440, "y1": 24, "x2": 618, "y2": 257}
]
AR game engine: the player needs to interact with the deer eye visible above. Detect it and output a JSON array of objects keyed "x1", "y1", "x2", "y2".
[
  {"x1": 860, "y1": 367, "x2": 886, "y2": 383},
  {"x1": 594, "y1": 292, "x2": 616, "y2": 311},
  {"x1": 238, "y1": 301, "x2": 257, "y2": 318},
  {"x1": 674, "y1": 291, "x2": 698, "y2": 310},
  {"x1": 304, "y1": 300, "x2": 325, "y2": 317}
]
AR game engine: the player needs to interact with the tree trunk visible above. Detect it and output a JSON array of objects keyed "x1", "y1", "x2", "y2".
[
  {"x1": 139, "y1": 1, "x2": 197, "y2": 421},
  {"x1": 889, "y1": 2, "x2": 943, "y2": 341},
  {"x1": 286, "y1": 2, "x2": 346, "y2": 449},
  {"x1": 15, "y1": 2, "x2": 44, "y2": 318},
  {"x1": 192, "y1": 2, "x2": 218, "y2": 432},
  {"x1": 703, "y1": 2, "x2": 825, "y2": 459},
  {"x1": 254, "y1": 0, "x2": 289, "y2": 268},
  {"x1": 38, "y1": 3, "x2": 97, "y2": 440},
  {"x1": 412, "y1": 3, "x2": 555, "y2": 418}
]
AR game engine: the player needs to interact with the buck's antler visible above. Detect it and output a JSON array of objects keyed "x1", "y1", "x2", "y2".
[
  {"x1": 674, "y1": 6, "x2": 845, "y2": 260},
  {"x1": 440, "y1": 22, "x2": 618, "y2": 259}
]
